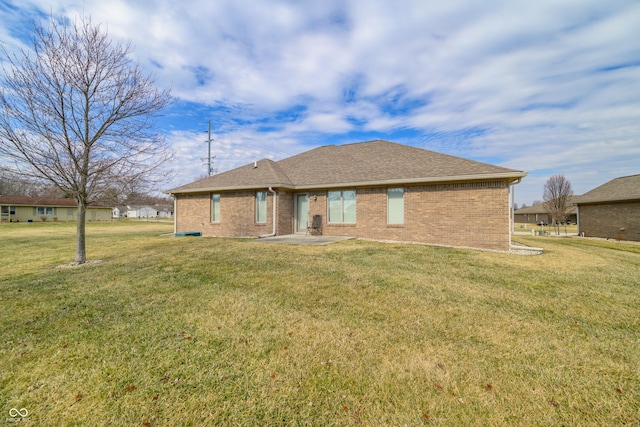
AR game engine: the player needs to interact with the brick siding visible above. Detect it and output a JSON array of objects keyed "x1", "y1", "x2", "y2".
[
  {"x1": 175, "y1": 180, "x2": 513, "y2": 250},
  {"x1": 578, "y1": 201, "x2": 640, "y2": 241},
  {"x1": 176, "y1": 191, "x2": 269, "y2": 237}
]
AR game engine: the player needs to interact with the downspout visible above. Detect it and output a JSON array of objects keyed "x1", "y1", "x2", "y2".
[
  {"x1": 259, "y1": 187, "x2": 277, "y2": 238},
  {"x1": 173, "y1": 196, "x2": 177, "y2": 235},
  {"x1": 509, "y1": 178, "x2": 522, "y2": 236}
]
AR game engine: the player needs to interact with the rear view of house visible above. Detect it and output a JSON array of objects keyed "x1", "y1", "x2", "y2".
[
  {"x1": 167, "y1": 140, "x2": 527, "y2": 251},
  {"x1": 574, "y1": 174, "x2": 640, "y2": 241}
]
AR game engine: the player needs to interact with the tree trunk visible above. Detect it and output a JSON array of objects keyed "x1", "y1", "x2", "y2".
[{"x1": 75, "y1": 198, "x2": 87, "y2": 264}]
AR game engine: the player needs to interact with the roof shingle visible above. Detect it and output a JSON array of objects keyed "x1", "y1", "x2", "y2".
[
  {"x1": 574, "y1": 174, "x2": 640, "y2": 204},
  {"x1": 168, "y1": 140, "x2": 526, "y2": 193}
]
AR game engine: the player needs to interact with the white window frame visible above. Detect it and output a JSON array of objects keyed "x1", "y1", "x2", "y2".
[
  {"x1": 327, "y1": 190, "x2": 356, "y2": 224},
  {"x1": 211, "y1": 193, "x2": 220, "y2": 222},
  {"x1": 387, "y1": 187, "x2": 404, "y2": 225},
  {"x1": 256, "y1": 191, "x2": 267, "y2": 223},
  {"x1": 36, "y1": 207, "x2": 54, "y2": 216}
]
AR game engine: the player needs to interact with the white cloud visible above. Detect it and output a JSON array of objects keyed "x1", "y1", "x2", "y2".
[{"x1": 1, "y1": 0, "x2": 639, "y2": 204}]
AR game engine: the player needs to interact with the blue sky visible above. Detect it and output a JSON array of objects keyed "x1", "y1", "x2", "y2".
[{"x1": 1, "y1": 0, "x2": 639, "y2": 205}]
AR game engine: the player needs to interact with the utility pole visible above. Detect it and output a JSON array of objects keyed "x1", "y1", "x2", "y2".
[{"x1": 205, "y1": 120, "x2": 216, "y2": 176}]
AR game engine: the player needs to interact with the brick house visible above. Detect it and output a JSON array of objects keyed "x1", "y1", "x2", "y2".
[
  {"x1": 167, "y1": 140, "x2": 527, "y2": 251},
  {"x1": 574, "y1": 174, "x2": 640, "y2": 241},
  {"x1": 0, "y1": 195, "x2": 112, "y2": 222}
]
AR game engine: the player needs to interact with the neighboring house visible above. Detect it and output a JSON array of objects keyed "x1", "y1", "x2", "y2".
[
  {"x1": 167, "y1": 140, "x2": 527, "y2": 251},
  {"x1": 0, "y1": 196, "x2": 112, "y2": 222},
  {"x1": 124, "y1": 205, "x2": 173, "y2": 218},
  {"x1": 574, "y1": 174, "x2": 640, "y2": 241},
  {"x1": 157, "y1": 206, "x2": 173, "y2": 218},
  {"x1": 514, "y1": 199, "x2": 577, "y2": 225},
  {"x1": 112, "y1": 207, "x2": 121, "y2": 218}
]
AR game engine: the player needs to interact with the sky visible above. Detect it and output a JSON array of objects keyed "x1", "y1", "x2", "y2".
[{"x1": 1, "y1": 0, "x2": 639, "y2": 205}]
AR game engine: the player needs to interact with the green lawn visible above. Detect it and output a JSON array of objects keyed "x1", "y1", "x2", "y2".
[
  {"x1": 1, "y1": 222, "x2": 638, "y2": 426},
  {"x1": 514, "y1": 222, "x2": 578, "y2": 235}
]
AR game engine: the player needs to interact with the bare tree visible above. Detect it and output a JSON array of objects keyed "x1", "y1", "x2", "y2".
[
  {"x1": 543, "y1": 175, "x2": 573, "y2": 235},
  {"x1": 0, "y1": 15, "x2": 172, "y2": 264}
]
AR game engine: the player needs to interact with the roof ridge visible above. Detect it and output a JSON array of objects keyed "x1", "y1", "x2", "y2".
[
  {"x1": 167, "y1": 140, "x2": 526, "y2": 194},
  {"x1": 259, "y1": 158, "x2": 294, "y2": 185}
]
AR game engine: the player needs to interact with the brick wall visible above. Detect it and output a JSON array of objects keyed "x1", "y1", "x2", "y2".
[
  {"x1": 175, "y1": 180, "x2": 513, "y2": 250},
  {"x1": 176, "y1": 191, "x2": 271, "y2": 237},
  {"x1": 578, "y1": 201, "x2": 640, "y2": 241},
  {"x1": 308, "y1": 181, "x2": 511, "y2": 250},
  {"x1": 277, "y1": 191, "x2": 295, "y2": 235}
]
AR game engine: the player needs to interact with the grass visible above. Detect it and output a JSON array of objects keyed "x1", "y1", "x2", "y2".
[
  {"x1": 1, "y1": 221, "x2": 638, "y2": 426},
  {"x1": 514, "y1": 222, "x2": 578, "y2": 235}
]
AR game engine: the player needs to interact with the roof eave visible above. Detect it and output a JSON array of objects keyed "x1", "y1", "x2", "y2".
[
  {"x1": 293, "y1": 172, "x2": 527, "y2": 190},
  {"x1": 575, "y1": 196, "x2": 640, "y2": 205},
  {"x1": 167, "y1": 172, "x2": 527, "y2": 195},
  {"x1": 166, "y1": 182, "x2": 297, "y2": 195}
]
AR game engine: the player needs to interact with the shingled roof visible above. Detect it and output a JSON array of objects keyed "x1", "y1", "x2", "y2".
[
  {"x1": 0, "y1": 195, "x2": 111, "y2": 208},
  {"x1": 168, "y1": 140, "x2": 526, "y2": 194},
  {"x1": 515, "y1": 198, "x2": 578, "y2": 215},
  {"x1": 574, "y1": 174, "x2": 640, "y2": 204}
]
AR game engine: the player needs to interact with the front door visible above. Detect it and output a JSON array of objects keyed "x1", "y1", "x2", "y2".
[{"x1": 296, "y1": 194, "x2": 309, "y2": 233}]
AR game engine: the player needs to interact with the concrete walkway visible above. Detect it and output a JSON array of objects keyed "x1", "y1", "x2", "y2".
[{"x1": 253, "y1": 234, "x2": 356, "y2": 245}]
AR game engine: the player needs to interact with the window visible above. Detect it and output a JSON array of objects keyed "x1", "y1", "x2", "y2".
[
  {"x1": 256, "y1": 191, "x2": 267, "y2": 223},
  {"x1": 387, "y1": 187, "x2": 404, "y2": 224},
  {"x1": 36, "y1": 207, "x2": 54, "y2": 215},
  {"x1": 211, "y1": 194, "x2": 220, "y2": 222},
  {"x1": 327, "y1": 190, "x2": 356, "y2": 223}
]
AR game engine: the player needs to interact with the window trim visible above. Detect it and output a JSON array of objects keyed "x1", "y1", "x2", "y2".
[
  {"x1": 211, "y1": 193, "x2": 220, "y2": 222},
  {"x1": 327, "y1": 189, "x2": 356, "y2": 224},
  {"x1": 36, "y1": 206, "x2": 54, "y2": 216},
  {"x1": 255, "y1": 191, "x2": 267, "y2": 223},
  {"x1": 387, "y1": 187, "x2": 404, "y2": 225}
]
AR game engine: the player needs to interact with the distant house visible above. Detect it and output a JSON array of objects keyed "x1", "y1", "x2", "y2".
[
  {"x1": 574, "y1": 174, "x2": 640, "y2": 241},
  {"x1": 157, "y1": 206, "x2": 173, "y2": 218},
  {"x1": 124, "y1": 205, "x2": 173, "y2": 219},
  {"x1": 0, "y1": 196, "x2": 112, "y2": 222},
  {"x1": 167, "y1": 140, "x2": 526, "y2": 251},
  {"x1": 514, "y1": 199, "x2": 577, "y2": 225},
  {"x1": 125, "y1": 206, "x2": 156, "y2": 218}
]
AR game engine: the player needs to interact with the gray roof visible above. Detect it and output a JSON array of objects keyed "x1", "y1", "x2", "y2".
[
  {"x1": 515, "y1": 198, "x2": 578, "y2": 215},
  {"x1": 168, "y1": 140, "x2": 526, "y2": 194},
  {"x1": 574, "y1": 174, "x2": 640, "y2": 204}
]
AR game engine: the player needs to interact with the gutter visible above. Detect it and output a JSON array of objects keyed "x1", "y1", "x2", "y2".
[
  {"x1": 259, "y1": 187, "x2": 277, "y2": 238},
  {"x1": 166, "y1": 172, "x2": 528, "y2": 195}
]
